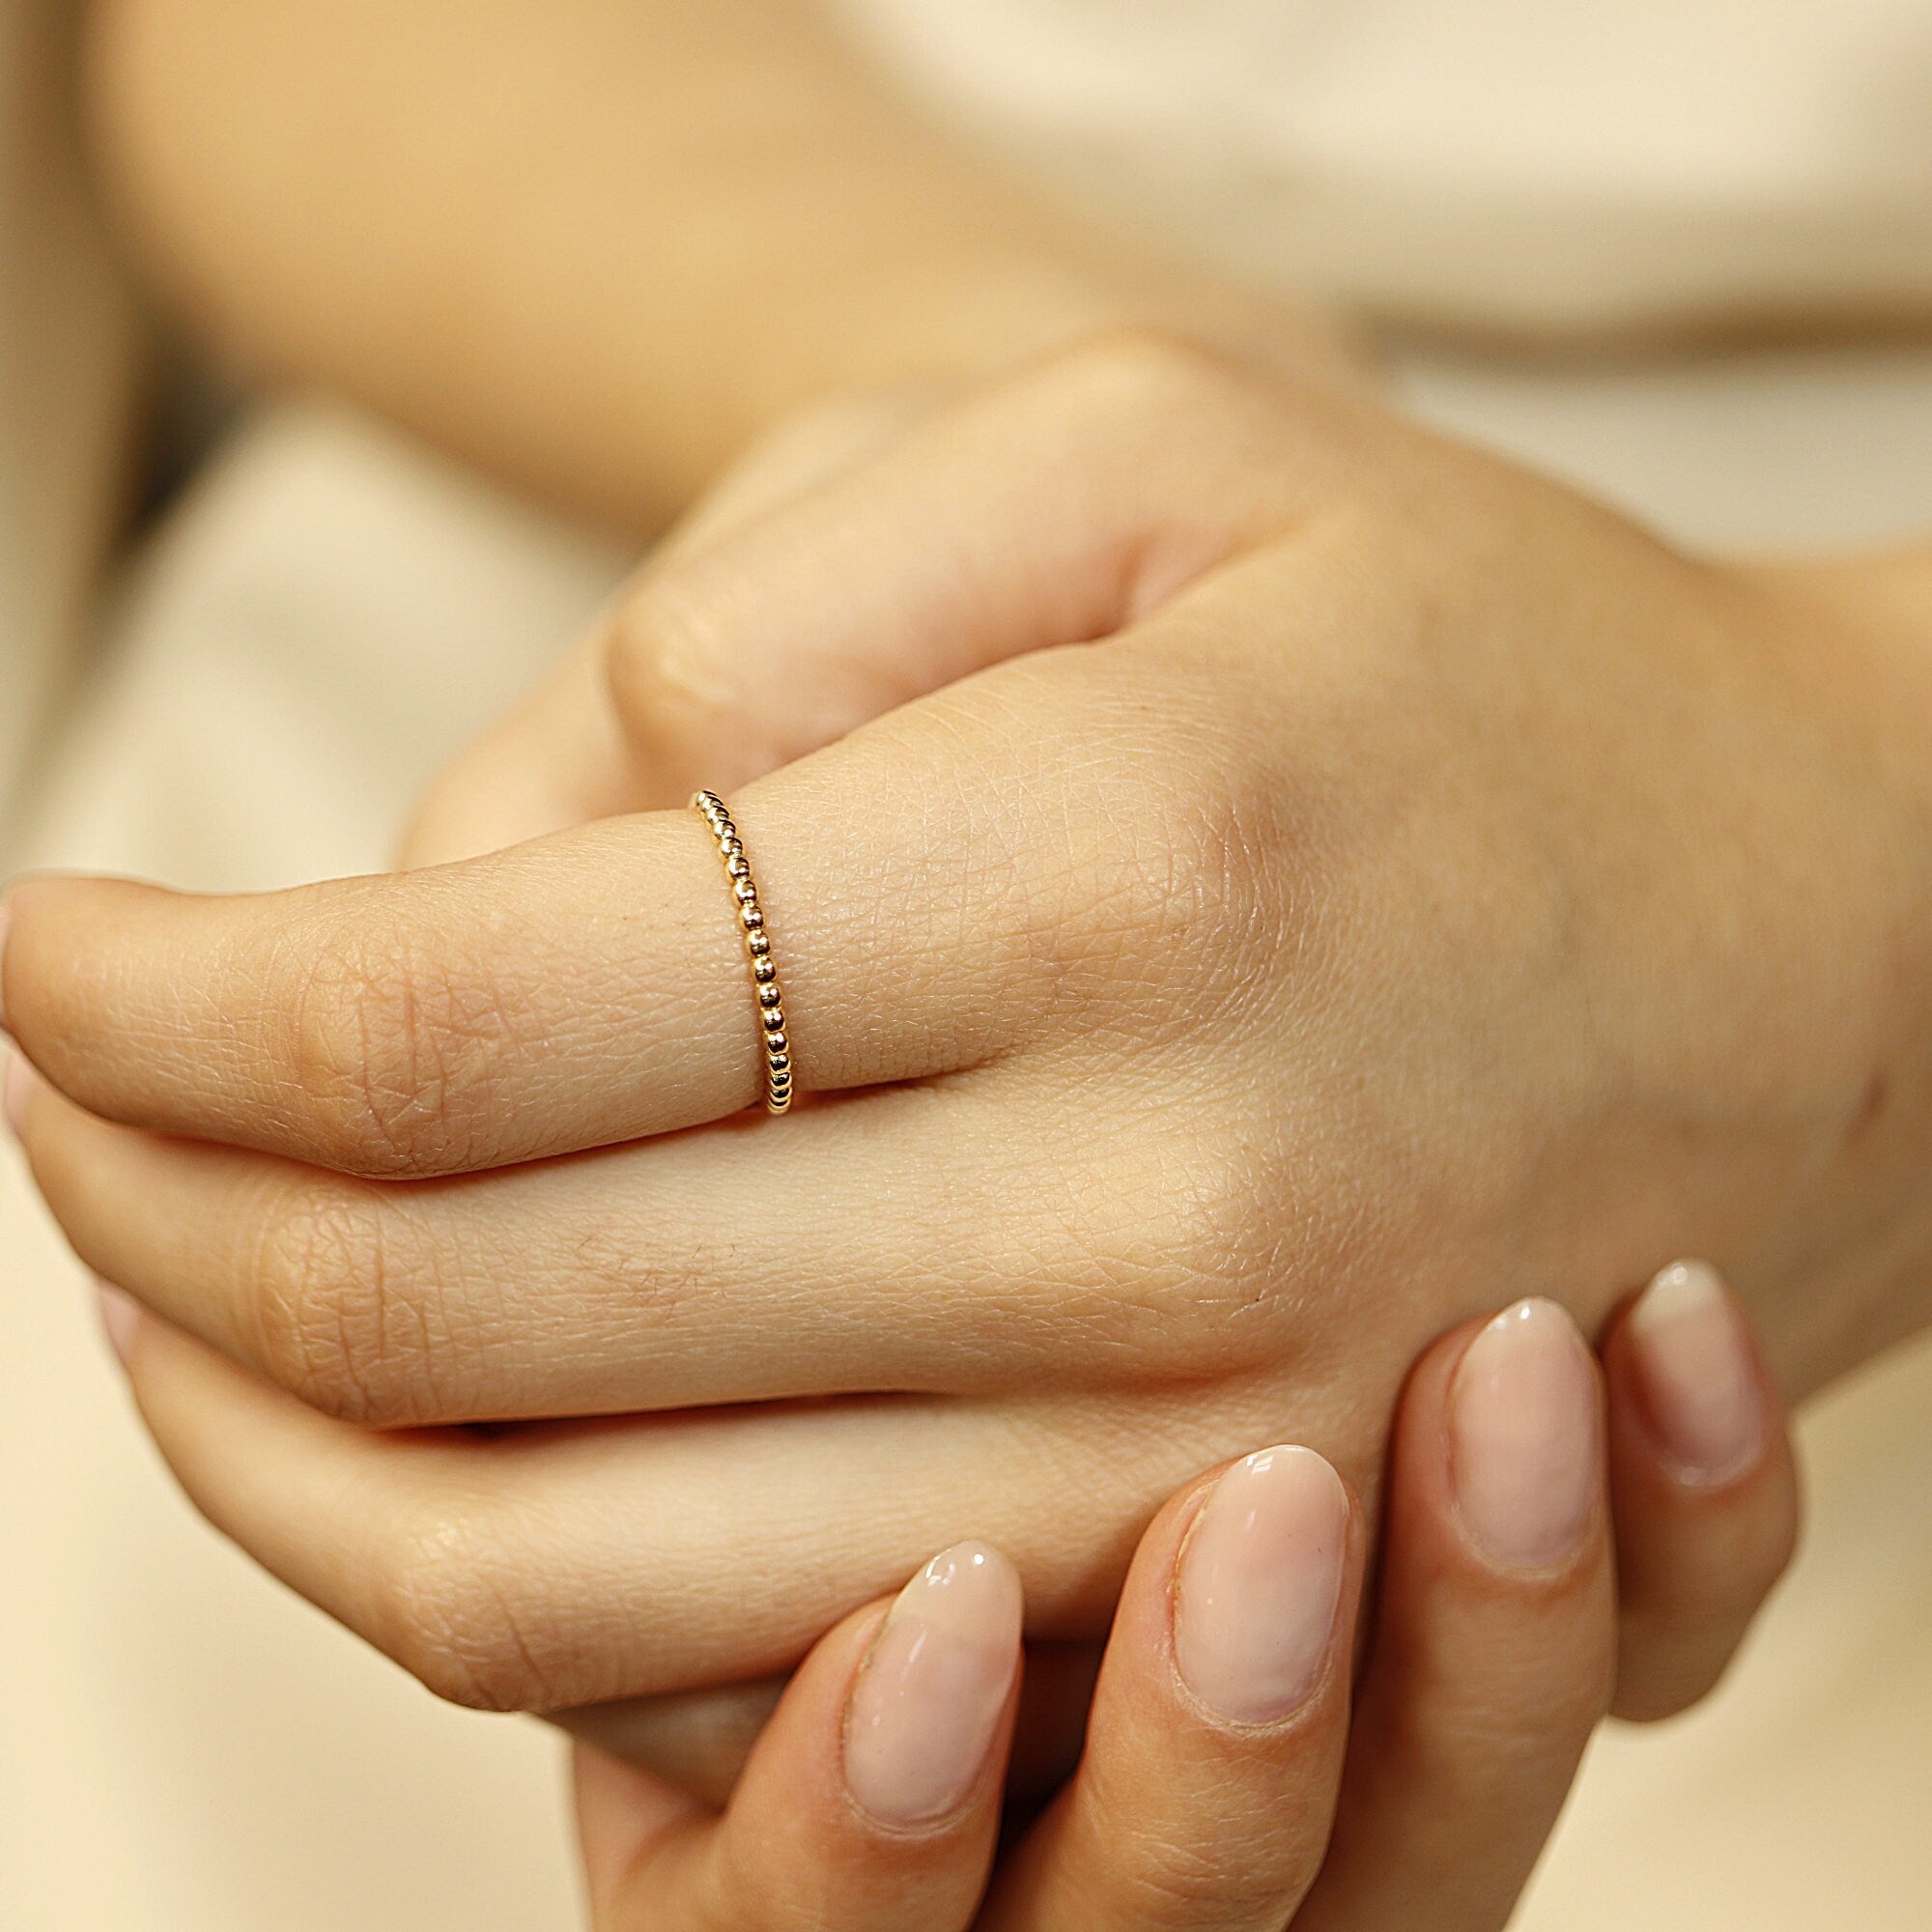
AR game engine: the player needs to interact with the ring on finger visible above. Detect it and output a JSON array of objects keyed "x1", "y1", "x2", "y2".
[{"x1": 691, "y1": 789, "x2": 794, "y2": 1114}]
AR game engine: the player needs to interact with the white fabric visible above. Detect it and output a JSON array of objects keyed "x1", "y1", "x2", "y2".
[{"x1": 830, "y1": 0, "x2": 1932, "y2": 332}]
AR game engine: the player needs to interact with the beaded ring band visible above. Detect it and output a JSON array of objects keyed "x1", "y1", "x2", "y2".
[{"x1": 690, "y1": 789, "x2": 793, "y2": 1114}]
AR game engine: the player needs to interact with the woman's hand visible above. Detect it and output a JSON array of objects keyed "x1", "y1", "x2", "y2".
[
  {"x1": 393, "y1": 378, "x2": 1809, "y2": 1790},
  {"x1": 567, "y1": 1296, "x2": 1785, "y2": 1931},
  {"x1": 1, "y1": 332, "x2": 1912, "y2": 1711}
]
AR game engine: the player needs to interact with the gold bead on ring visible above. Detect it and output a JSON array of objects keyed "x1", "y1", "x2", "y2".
[{"x1": 690, "y1": 789, "x2": 794, "y2": 1113}]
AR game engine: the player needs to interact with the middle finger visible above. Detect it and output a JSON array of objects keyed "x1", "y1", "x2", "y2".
[{"x1": 15, "y1": 1065, "x2": 1239, "y2": 1424}]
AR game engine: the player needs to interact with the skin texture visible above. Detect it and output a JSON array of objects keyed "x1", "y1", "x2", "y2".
[
  {"x1": 3, "y1": 337, "x2": 1855, "y2": 1733},
  {"x1": 495, "y1": 1265, "x2": 1801, "y2": 1805},
  {"x1": 112, "y1": 1289, "x2": 1778, "y2": 1930},
  {"x1": 43, "y1": 0, "x2": 1889, "y2": 1904},
  {"x1": 66, "y1": 1284, "x2": 1796, "y2": 1929}
]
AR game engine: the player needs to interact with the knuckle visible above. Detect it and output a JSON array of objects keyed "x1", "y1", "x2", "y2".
[
  {"x1": 249, "y1": 1182, "x2": 454, "y2": 1424},
  {"x1": 1050, "y1": 1131, "x2": 1297, "y2": 1372},
  {"x1": 373, "y1": 1503, "x2": 560, "y2": 1713},
  {"x1": 605, "y1": 570, "x2": 738, "y2": 739},
  {"x1": 1537, "y1": 1648, "x2": 1619, "y2": 1740},
  {"x1": 277, "y1": 910, "x2": 510, "y2": 1177},
  {"x1": 1078, "y1": 1775, "x2": 1289, "y2": 1928},
  {"x1": 1047, "y1": 324, "x2": 1240, "y2": 416},
  {"x1": 1499, "y1": 1621, "x2": 1621, "y2": 1741},
  {"x1": 1023, "y1": 706, "x2": 1296, "y2": 1009},
  {"x1": 1394, "y1": 1644, "x2": 1613, "y2": 1776},
  {"x1": 1115, "y1": 1860, "x2": 1280, "y2": 1932}
]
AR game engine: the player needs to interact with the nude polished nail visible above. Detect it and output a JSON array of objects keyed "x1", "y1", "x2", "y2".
[
  {"x1": 0, "y1": 898, "x2": 11, "y2": 1033},
  {"x1": 1628, "y1": 1260, "x2": 1765, "y2": 1485},
  {"x1": 1173, "y1": 1445, "x2": 1350, "y2": 1724},
  {"x1": 96, "y1": 1279, "x2": 141, "y2": 1368},
  {"x1": 1451, "y1": 1298, "x2": 1599, "y2": 1570},
  {"x1": 4, "y1": 1048, "x2": 29, "y2": 1139},
  {"x1": 844, "y1": 1541, "x2": 1021, "y2": 1828}
]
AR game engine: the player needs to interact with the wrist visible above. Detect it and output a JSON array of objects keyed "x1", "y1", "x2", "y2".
[{"x1": 1728, "y1": 547, "x2": 1932, "y2": 1400}]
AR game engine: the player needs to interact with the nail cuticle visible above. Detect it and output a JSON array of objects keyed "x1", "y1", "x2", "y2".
[{"x1": 842, "y1": 1541, "x2": 1020, "y2": 1831}]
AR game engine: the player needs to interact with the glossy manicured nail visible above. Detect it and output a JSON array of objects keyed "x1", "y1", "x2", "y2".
[
  {"x1": 4, "y1": 1049, "x2": 30, "y2": 1139},
  {"x1": 1174, "y1": 1445, "x2": 1350, "y2": 1724},
  {"x1": 1451, "y1": 1298, "x2": 1599, "y2": 1570},
  {"x1": 96, "y1": 1280, "x2": 141, "y2": 1367},
  {"x1": 845, "y1": 1541, "x2": 1021, "y2": 1827},
  {"x1": 1628, "y1": 1260, "x2": 1765, "y2": 1485},
  {"x1": 0, "y1": 897, "x2": 11, "y2": 1033}
]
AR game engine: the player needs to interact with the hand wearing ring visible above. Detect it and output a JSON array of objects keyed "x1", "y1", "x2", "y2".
[{"x1": 3, "y1": 331, "x2": 1898, "y2": 1733}]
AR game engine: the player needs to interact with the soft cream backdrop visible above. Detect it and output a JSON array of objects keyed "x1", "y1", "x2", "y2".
[{"x1": 831, "y1": 0, "x2": 1932, "y2": 335}]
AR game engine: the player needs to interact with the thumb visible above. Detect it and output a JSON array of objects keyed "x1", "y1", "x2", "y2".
[
  {"x1": 398, "y1": 385, "x2": 940, "y2": 867},
  {"x1": 604, "y1": 334, "x2": 1293, "y2": 805},
  {"x1": 405, "y1": 334, "x2": 1323, "y2": 865},
  {"x1": 572, "y1": 1742, "x2": 703, "y2": 1928}
]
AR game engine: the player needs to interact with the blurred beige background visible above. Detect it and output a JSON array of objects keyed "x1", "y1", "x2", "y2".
[{"x1": 5, "y1": 1, "x2": 1932, "y2": 1924}]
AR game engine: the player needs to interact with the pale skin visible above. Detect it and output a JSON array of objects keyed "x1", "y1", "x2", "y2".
[
  {"x1": 14, "y1": 0, "x2": 1927, "y2": 1910},
  {"x1": 1, "y1": 338, "x2": 1871, "y2": 1723}
]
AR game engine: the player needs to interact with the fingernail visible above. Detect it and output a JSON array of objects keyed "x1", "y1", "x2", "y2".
[
  {"x1": 4, "y1": 1048, "x2": 30, "y2": 1139},
  {"x1": 1174, "y1": 1444, "x2": 1350, "y2": 1725},
  {"x1": 96, "y1": 1279, "x2": 142, "y2": 1367},
  {"x1": 0, "y1": 897, "x2": 11, "y2": 1033},
  {"x1": 1627, "y1": 1261, "x2": 1765, "y2": 1485},
  {"x1": 1451, "y1": 1298, "x2": 1599, "y2": 1571},
  {"x1": 844, "y1": 1541, "x2": 1021, "y2": 1827}
]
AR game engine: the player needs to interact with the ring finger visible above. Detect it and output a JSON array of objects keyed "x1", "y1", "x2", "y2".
[
  {"x1": 1293, "y1": 1298, "x2": 1615, "y2": 1931},
  {"x1": 980, "y1": 1445, "x2": 1366, "y2": 1930}
]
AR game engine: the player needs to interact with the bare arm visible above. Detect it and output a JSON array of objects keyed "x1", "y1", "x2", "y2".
[{"x1": 86, "y1": 0, "x2": 1350, "y2": 530}]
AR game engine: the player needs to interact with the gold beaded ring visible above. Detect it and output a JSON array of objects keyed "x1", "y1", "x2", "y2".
[{"x1": 690, "y1": 789, "x2": 793, "y2": 1114}]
